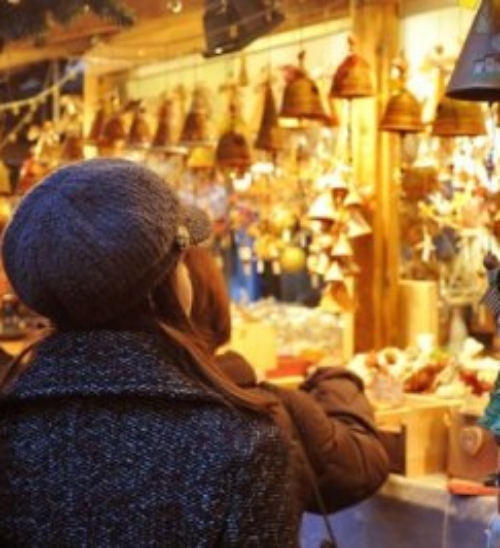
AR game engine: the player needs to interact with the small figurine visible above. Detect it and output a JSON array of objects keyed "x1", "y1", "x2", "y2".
[{"x1": 480, "y1": 251, "x2": 500, "y2": 334}]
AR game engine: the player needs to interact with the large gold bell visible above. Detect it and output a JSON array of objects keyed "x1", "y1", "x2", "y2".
[
  {"x1": 330, "y1": 52, "x2": 374, "y2": 99},
  {"x1": 179, "y1": 109, "x2": 209, "y2": 146},
  {"x1": 127, "y1": 105, "x2": 151, "y2": 148},
  {"x1": 380, "y1": 88, "x2": 424, "y2": 134},
  {"x1": 151, "y1": 99, "x2": 176, "y2": 150},
  {"x1": 280, "y1": 51, "x2": 331, "y2": 126},
  {"x1": 447, "y1": 0, "x2": 500, "y2": 101},
  {"x1": 179, "y1": 88, "x2": 211, "y2": 146},
  {"x1": 216, "y1": 129, "x2": 252, "y2": 170},
  {"x1": 86, "y1": 101, "x2": 106, "y2": 144},
  {"x1": 431, "y1": 95, "x2": 486, "y2": 137},
  {"x1": 187, "y1": 146, "x2": 215, "y2": 169},
  {"x1": 255, "y1": 82, "x2": 284, "y2": 152}
]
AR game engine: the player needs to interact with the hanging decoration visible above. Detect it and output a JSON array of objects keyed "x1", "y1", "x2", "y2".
[{"x1": 0, "y1": 0, "x2": 135, "y2": 46}]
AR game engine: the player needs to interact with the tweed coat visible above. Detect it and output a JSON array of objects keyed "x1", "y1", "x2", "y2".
[{"x1": 0, "y1": 330, "x2": 298, "y2": 548}]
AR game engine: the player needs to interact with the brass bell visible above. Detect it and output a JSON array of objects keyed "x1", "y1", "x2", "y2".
[
  {"x1": 99, "y1": 111, "x2": 127, "y2": 153},
  {"x1": 179, "y1": 87, "x2": 211, "y2": 147},
  {"x1": 151, "y1": 99, "x2": 176, "y2": 150},
  {"x1": 216, "y1": 129, "x2": 252, "y2": 170},
  {"x1": 280, "y1": 51, "x2": 331, "y2": 126},
  {"x1": 347, "y1": 210, "x2": 372, "y2": 238},
  {"x1": 330, "y1": 37, "x2": 374, "y2": 99},
  {"x1": 324, "y1": 260, "x2": 344, "y2": 283},
  {"x1": 187, "y1": 145, "x2": 215, "y2": 170},
  {"x1": 86, "y1": 100, "x2": 106, "y2": 144},
  {"x1": 61, "y1": 134, "x2": 84, "y2": 162},
  {"x1": 331, "y1": 233, "x2": 353, "y2": 258},
  {"x1": 447, "y1": 0, "x2": 500, "y2": 101},
  {"x1": 380, "y1": 56, "x2": 423, "y2": 134},
  {"x1": 431, "y1": 95, "x2": 486, "y2": 137},
  {"x1": 127, "y1": 104, "x2": 152, "y2": 148},
  {"x1": 255, "y1": 82, "x2": 284, "y2": 152},
  {"x1": 380, "y1": 88, "x2": 424, "y2": 134},
  {"x1": 307, "y1": 192, "x2": 337, "y2": 222}
]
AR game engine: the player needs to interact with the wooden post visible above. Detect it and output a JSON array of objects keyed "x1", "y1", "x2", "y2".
[{"x1": 350, "y1": 0, "x2": 401, "y2": 350}]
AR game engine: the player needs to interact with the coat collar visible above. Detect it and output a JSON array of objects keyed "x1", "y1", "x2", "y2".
[{"x1": 2, "y1": 329, "x2": 224, "y2": 405}]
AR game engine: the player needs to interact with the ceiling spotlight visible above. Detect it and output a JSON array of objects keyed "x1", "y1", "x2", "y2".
[{"x1": 203, "y1": 0, "x2": 285, "y2": 58}]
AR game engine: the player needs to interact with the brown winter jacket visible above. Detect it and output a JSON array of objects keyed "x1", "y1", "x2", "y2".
[{"x1": 216, "y1": 350, "x2": 390, "y2": 515}]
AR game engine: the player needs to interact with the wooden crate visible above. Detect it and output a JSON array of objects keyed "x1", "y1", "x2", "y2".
[{"x1": 375, "y1": 396, "x2": 461, "y2": 477}]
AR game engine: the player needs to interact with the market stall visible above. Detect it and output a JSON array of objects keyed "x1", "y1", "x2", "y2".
[{"x1": 1, "y1": 1, "x2": 500, "y2": 546}]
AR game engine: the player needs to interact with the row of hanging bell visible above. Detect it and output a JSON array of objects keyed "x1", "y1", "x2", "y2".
[
  {"x1": 380, "y1": 54, "x2": 487, "y2": 138},
  {"x1": 280, "y1": 37, "x2": 374, "y2": 128}
]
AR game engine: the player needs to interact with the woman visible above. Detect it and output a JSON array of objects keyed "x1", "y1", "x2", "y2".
[
  {"x1": 184, "y1": 246, "x2": 390, "y2": 516},
  {"x1": 0, "y1": 158, "x2": 297, "y2": 547}
]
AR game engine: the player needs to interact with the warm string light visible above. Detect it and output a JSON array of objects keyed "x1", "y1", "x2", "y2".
[
  {"x1": 0, "y1": 69, "x2": 79, "y2": 114},
  {"x1": 0, "y1": 69, "x2": 79, "y2": 150}
]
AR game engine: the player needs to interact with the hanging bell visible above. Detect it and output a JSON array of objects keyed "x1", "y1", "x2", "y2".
[
  {"x1": 280, "y1": 51, "x2": 331, "y2": 126},
  {"x1": 307, "y1": 192, "x2": 337, "y2": 222},
  {"x1": 216, "y1": 129, "x2": 252, "y2": 170},
  {"x1": 330, "y1": 37, "x2": 374, "y2": 99},
  {"x1": 61, "y1": 134, "x2": 84, "y2": 162},
  {"x1": 323, "y1": 261, "x2": 344, "y2": 283},
  {"x1": 151, "y1": 98, "x2": 176, "y2": 150},
  {"x1": 179, "y1": 88, "x2": 211, "y2": 147},
  {"x1": 344, "y1": 186, "x2": 363, "y2": 208},
  {"x1": 447, "y1": 0, "x2": 500, "y2": 101},
  {"x1": 127, "y1": 104, "x2": 152, "y2": 148},
  {"x1": 187, "y1": 145, "x2": 215, "y2": 169},
  {"x1": 431, "y1": 95, "x2": 486, "y2": 137},
  {"x1": 255, "y1": 82, "x2": 284, "y2": 152},
  {"x1": 380, "y1": 88, "x2": 424, "y2": 134},
  {"x1": 347, "y1": 210, "x2": 372, "y2": 238},
  {"x1": 331, "y1": 233, "x2": 353, "y2": 258},
  {"x1": 86, "y1": 100, "x2": 106, "y2": 144}
]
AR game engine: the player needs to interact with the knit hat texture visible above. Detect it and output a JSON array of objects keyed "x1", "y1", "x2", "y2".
[{"x1": 2, "y1": 158, "x2": 211, "y2": 326}]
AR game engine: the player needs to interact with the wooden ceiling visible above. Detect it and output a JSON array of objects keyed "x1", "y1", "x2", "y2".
[{"x1": 0, "y1": 1, "x2": 349, "y2": 73}]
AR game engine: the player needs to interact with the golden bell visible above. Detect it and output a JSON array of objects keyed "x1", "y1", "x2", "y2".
[
  {"x1": 151, "y1": 99, "x2": 176, "y2": 150},
  {"x1": 431, "y1": 95, "x2": 486, "y2": 137},
  {"x1": 215, "y1": 129, "x2": 252, "y2": 170},
  {"x1": 380, "y1": 88, "x2": 424, "y2": 134},
  {"x1": 330, "y1": 52, "x2": 374, "y2": 99},
  {"x1": 127, "y1": 106, "x2": 152, "y2": 148},
  {"x1": 280, "y1": 52, "x2": 331, "y2": 126},
  {"x1": 86, "y1": 101, "x2": 106, "y2": 144},
  {"x1": 100, "y1": 111, "x2": 127, "y2": 148},
  {"x1": 331, "y1": 233, "x2": 353, "y2": 258},
  {"x1": 255, "y1": 83, "x2": 284, "y2": 152},
  {"x1": 344, "y1": 186, "x2": 363, "y2": 208},
  {"x1": 323, "y1": 261, "x2": 344, "y2": 283},
  {"x1": 447, "y1": 0, "x2": 500, "y2": 101},
  {"x1": 179, "y1": 88, "x2": 211, "y2": 147},
  {"x1": 61, "y1": 135, "x2": 84, "y2": 162},
  {"x1": 307, "y1": 192, "x2": 337, "y2": 222},
  {"x1": 179, "y1": 109, "x2": 209, "y2": 147},
  {"x1": 347, "y1": 210, "x2": 372, "y2": 238},
  {"x1": 187, "y1": 145, "x2": 215, "y2": 169}
]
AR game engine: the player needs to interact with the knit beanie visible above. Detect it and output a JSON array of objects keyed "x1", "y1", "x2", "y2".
[{"x1": 2, "y1": 158, "x2": 212, "y2": 327}]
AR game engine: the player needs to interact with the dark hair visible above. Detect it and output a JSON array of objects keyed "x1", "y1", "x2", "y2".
[
  {"x1": 0, "y1": 257, "x2": 274, "y2": 414},
  {"x1": 183, "y1": 246, "x2": 231, "y2": 354}
]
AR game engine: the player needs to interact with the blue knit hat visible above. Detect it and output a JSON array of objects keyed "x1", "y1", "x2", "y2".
[{"x1": 2, "y1": 158, "x2": 212, "y2": 326}]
